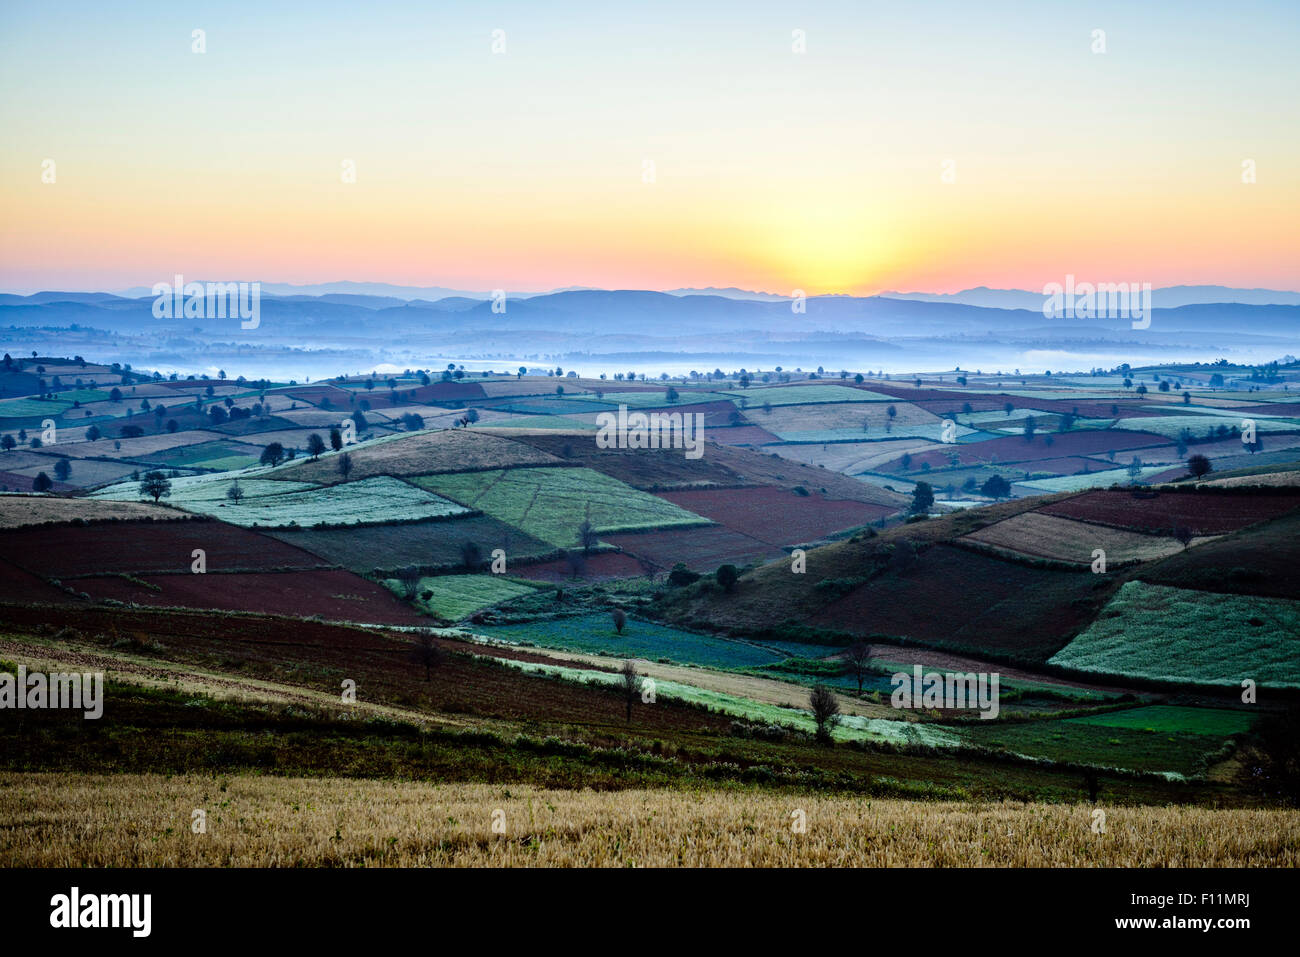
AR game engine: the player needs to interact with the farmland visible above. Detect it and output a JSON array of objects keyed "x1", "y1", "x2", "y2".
[
  {"x1": 961, "y1": 511, "x2": 1183, "y2": 565},
  {"x1": 100, "y1": 475, "x2": 473, "y2": 528},
  {"x1": 481, "y1": 613, "x2": 802, "y2": 669},
  {"x1": 271, "y1": 428, "x2": 564, "y2": 483},
  {"x1": 6, "y1": 774, "x2": 1297, "y2": 867},
  {"x1": 4, "y1": 353, "x2": 1300, "y2": 877},
  {"x1": 657, "y1": 486, "x2": 893, "y2": 546},
  {"x1": 0, "y1": 493, "x2": 192, "y2": 528},
  {"x1": 395, "y1": 574, "x2": 541, "y2": 621},
  {"x1": 1048, "y1": 581, "x2": 1300, "y2": 686},
  {"x1": 412, "y1": 467, "x2": 711, "y2": 546},
  {"x1": 1039, "y1": 487, "x2": 1300, "y2": 535}
]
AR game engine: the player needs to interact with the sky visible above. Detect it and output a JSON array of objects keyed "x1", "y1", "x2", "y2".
[{"x1": 1, "y1": 0, "x2": 1297, "y2": 296}]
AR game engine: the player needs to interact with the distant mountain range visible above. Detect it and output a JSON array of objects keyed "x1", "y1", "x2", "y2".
[
  {"x1": 879, "y1": 285, "x2": 1300, "y2": 310},
  {"x1": 3, "y1": 284, "x2": 1297, "y2": 385},
  {"x1": 5, "y1": 282, "x2": 1295, "y2": 309}
]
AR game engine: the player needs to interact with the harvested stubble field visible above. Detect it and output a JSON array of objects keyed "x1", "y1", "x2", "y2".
[
  {"x1": 270, "y1": 429, "x2": 564, "y2": 483},
  {"x1": 3, "y1": 774, "x2": 1295, "y2": 867},
  {"x1": 961, "y1": 511, "x2": 1184, "y2": 565},
  {"x1": 0, "y1": 495, "x2": 192, "y2": 529}
]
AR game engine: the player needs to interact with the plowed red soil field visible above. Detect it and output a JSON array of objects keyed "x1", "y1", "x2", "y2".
[
  {"x1": 657, "y1": 486, "x2": 892, "y2": 546},
  {"x1": 809, "y1": 543, "x2": 1103, "y2": 660},
  {"x1": 0, "y1": 520, "x2": 328, "y2": 578},
  {"x1": 605, "y1": 525, "x2": 777, "y2": 571},
  {"x1": 1038, "y1": 487, "x2": 1300, "y2": 535},
  {"x1": 73, "y1": 569, "x2": 426, "y2": 624},
  {"x1": 513, "y1": 551, "x2": 649, "y2": 583}
]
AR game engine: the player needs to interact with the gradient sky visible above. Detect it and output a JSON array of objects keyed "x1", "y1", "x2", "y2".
[{"x1": 1, "y1": 0, "x2": 1297, "y2": 295}]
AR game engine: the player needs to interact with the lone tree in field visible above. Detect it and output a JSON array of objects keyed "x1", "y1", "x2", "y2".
[
  {"x1": 337, "y1": 451, "x2": 353, "y2": 481},
  {"x1": 1023, "y1": 415, "x2": 1037, "y2": 441},
  {"x1": 32, "y1": 471, "x2": 53, "y2": 493},
  {"x1": 53, "y1": 458, "x2": 71, "y2": 482},
  {"x1": 306, "y1": 433, "x2": 326, "y2": 460},
  {"x1": 611, "y1": 608, "x2": 627, "y2": 635},
  {"x1": 329, "y1": 427, "x2": 343, "y2": 451},
  {"x1": 260, "y1": 441, "x2": 286, "y2": 467},
  {"x1": 980, "y1": 474, "x2": 1011, "y2": 500},
  {"x1": 619, "y1": 658, "x2": 641, "y2": 722},
  {"x1": 409, "y1": 632, "x2": 444, "y2": 681},
  {"x1": 460, "y1": 540, "x2": 482, "y2": 569},
  {"x1": 1173, "y1": 525, "x2": 1194, "y2": 548},
  {"x1": 844, "y1": 641, "x2": 872, "y2": 695},
  {"x1": 716, "y1": 563, "x2": 738, "y2": 593},
  {"x1": 578, "y1": 520, "x2": 598, "y2": 555},
  {"x1": 225, "y1": 479, "x2": 245, "y2": 504},
  {"x1": 399, "y1": 565, "x2": 422, "y2": 601},
  {"x1": 139, "y1": 470, "x2": 171, "y2": 503},
  {"x1": 809, "y1": 684, "x2": 840, "y2": 744},
  {"x1": 1187, "y1": 454, "x2": 1212, "y2": 479},
  {"x1": 909, "y1": 480, "x2": 934, "y2": 515}
]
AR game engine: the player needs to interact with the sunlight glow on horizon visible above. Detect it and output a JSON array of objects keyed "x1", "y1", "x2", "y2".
[{"x1": 1, "y1": 1, "x2": 1297, "y2": 295}]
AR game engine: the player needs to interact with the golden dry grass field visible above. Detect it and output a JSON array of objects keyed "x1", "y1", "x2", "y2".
[
  {"x1": 2, "y1": 773, "x2": 1296, "y2": 867},
  {"x1": 961, "y1": 511, "x2": 1188, "y2": 565},
  {"x1": 0, "y1": 494, "x2": 194, "y2": 528}
]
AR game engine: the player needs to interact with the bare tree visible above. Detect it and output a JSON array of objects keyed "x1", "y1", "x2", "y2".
[
  {"x1": 809, "y1": 684, "x2": 840, "y2": 744},
  {"x1": 225, "y1": 479, "x2": 245, "y2": 505},
  {"x1": 619, "y1": 658, "x2": 640, "y2": 722},
  {"x1": 844, "y1": 641, "x2": 872, "y2": 695},
  {"x1": 409, "y1": 632, "x2": 443, "y2": 681},
  {"x1": 398, "y1": 565, "x2": 421, "y2": 600}
]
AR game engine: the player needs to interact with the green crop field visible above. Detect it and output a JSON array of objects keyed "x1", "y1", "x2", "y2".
[
  {"x1": 959, "y1": 714, "x2": 1232, "y2": 776},
  {"x1": 0, "y1": 397, "x2": 72, "y2": 417},
  {"x1": 1016, "y1": 465, "x2": 1174, "y2": 492},
  {"x1": 412, "y1": 467, "x2": 710, "y2": 546},
  {"x1": 1068, "y1": 705, "x2": 1256, "y2": 736},
  {"x1": 480, "y1": 613, "x2": 799, "y2": 669},
  {"x1": 1048, "y1": 581, "x2": 1300, "y2": 686},
  {"x1": 1114, "y1": 414, "x2": 1300, "y2": 440},
  {"x1": 94, "y1": 474, "x2": 316, "y2": 503},
  {"x1": 104, "y1": 474, "x2": 472, "y2": 527},
  {"x1": 391, "y1": 574, "x2": 541, "y2": 621}
]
